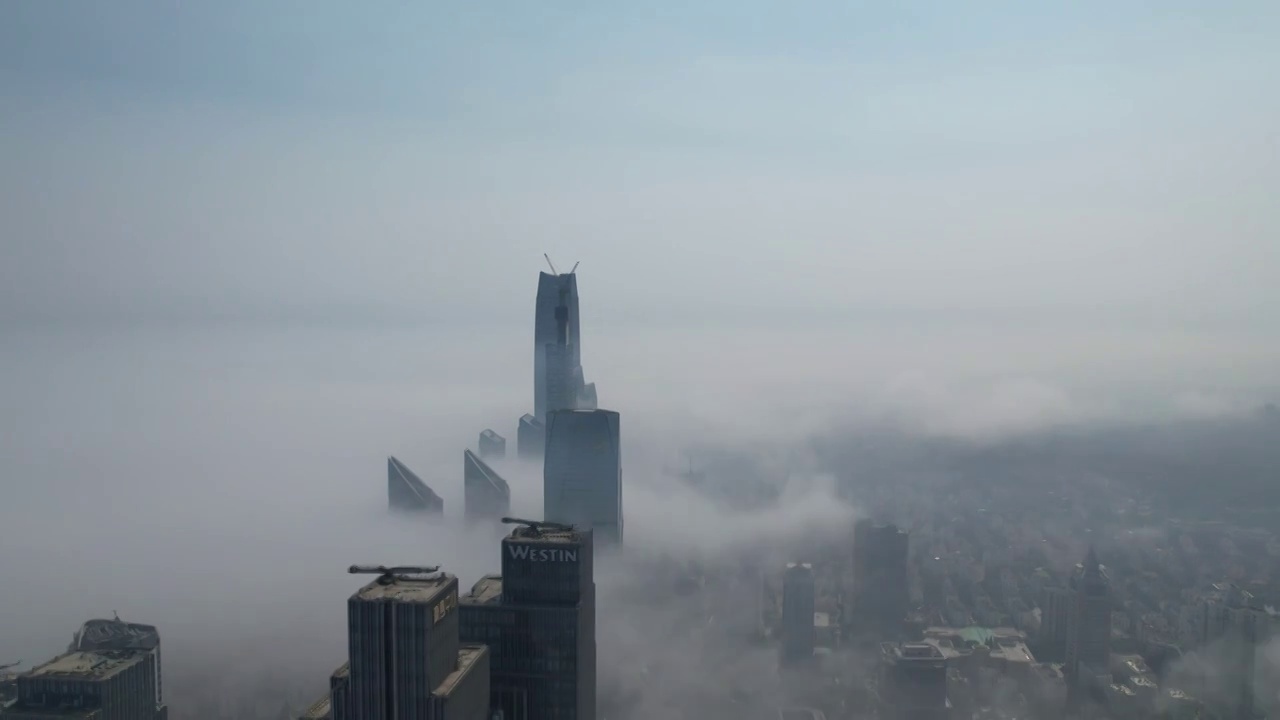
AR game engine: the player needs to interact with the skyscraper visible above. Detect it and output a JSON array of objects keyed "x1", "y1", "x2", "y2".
[
  {"x1": 1196, "y1": 583, "x2": 1270, "y2": 720},
  {"x1": 464, "y1": 449, "x2": 510, "y2": 523},
  {"x1": 387, "y1": 456, "x2": 444, "y2": 515},
  {"x1": 477, "y1": 429, "x2": 506, "y2": 460},
  {"x1": 1065, "y1": 548, "x2": 1112, "y2": 693},
  {"x1": 781, "y1": 562, "x2": 816, "y2": 666},
  {"x1": 70, "y1": 617, "x2": 165, "y2": 718},
  {"x1": 517, "y1": 414, "x2": 545, "y2": 462},
  {"x1": 877, "y1": 642, "x2": 951, "y2": 720},
  {"x1": 543, "y1": 409, "x2": 622, "y2": 546},
  {"x1": 533, "y1": 270, "x2": 582, "y2": 422},
  {"x1": 459, "y1": 520, "x2": 596, "y2": 720},
  {"x1": 851, "y1": 520, "x2": 910, "y2": 639},
  {"x1": 335, "y1": 565, "x2": 489, "y2": 720}
]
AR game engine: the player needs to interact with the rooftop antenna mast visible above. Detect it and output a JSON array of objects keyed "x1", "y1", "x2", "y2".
[
  {"x1": 348, "y1": 565, "x2": 442, "y2": 585},
  {"x1": 543, "y1": 253, "x2": 559, "y2": 276},
  {"x1": 0, "y1": 661, "x2": 20, "y2": 672},
  {"x1": 502, "y1": 517, "x2": 574, "y2": 536},
  {"x1": 569, "y1": 261, "x2": 579, "y2": 274}
]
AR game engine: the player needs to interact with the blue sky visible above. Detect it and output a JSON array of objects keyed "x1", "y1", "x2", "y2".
[{"x1": 2, "y1": 1, "x2": 1277, "y2": 327}]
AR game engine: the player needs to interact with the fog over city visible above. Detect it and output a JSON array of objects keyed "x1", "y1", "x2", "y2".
[{"x1": 3, "y1": 3, "x2": 1280, "y2": 720}]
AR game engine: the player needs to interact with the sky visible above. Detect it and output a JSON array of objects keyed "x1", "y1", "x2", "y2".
[{"x1": 2, "y1": 1, "x2": 1278, "y2": 329}]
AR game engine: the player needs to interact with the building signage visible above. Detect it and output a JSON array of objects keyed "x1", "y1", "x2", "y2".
[
  {"x1": 432, "y1": 592, "x2": 457, "y2": 625},
  {"x1": 507, "y1": 543, "x2": 578, "y2": 563}
]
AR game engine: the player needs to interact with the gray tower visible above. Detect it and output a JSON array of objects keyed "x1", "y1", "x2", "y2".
[
  {"x1": 478, "y1": 429, "x2": 506, "y2": 460},
  {"x1": 517, "y1": 414, "x2": 545, "y2": 462},
  {"x1": 387, "y1": 456, "x2": 444, "y2": 515},
  {"x1": 464, "y1": 449, "x2": 511, "y2": 523},
  {"x1": 851, "y1": 520, "x2": 909, "y2": 640},
  {"x1": 534, "y1": 268, "x2": 582, "y2": 422},
  {"x1": 781, "y1": 562, "x2": 816, "y2": 666},
  {"x1": 543, "y1": 409, "x2": 622, "y2": 546},
  {"x1": 1065, "y1": 548, "x2": 1112, "y2": 689}
]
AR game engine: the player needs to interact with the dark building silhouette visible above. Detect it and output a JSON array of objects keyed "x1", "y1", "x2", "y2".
[
  {"x1": 7, "y1": 617, "x2": 167, "y2": 720},
  {"x1": 516, "y1": 414, "x2": 545, "y2": 462},
  {"x1": 387, "y1": 456, "x2": 444, "y2": 515},
  {"x1": 331, "y1": 566, "x2": 489, "y2": 720},
  {"x1": 543, "y1": 409, "x2": 622, "y2": 547},
  {"x1": 878, "y1": 642, "x2": 951, "y2": 720},
  {"x1": 534, "y1": 269, "x2": 582, "y2": 422},
  {"x1": 852, "y1": 520, "x2": 910, "y2": 639},
  {"x1": 781, "y1": 562, "x2": 816, "y2": 666},
  {"x1": 1195, "y1": 583, "x2": 1268, "y2": 720},
  {"x1": 464, "y1": 449, "x2": 510, "y2": 523},
  {"x1": 460, "y1": 521, "x2": 596, "y2": 720},
  {"x1": 1036, "y1": 585, "x2": 1073, "y2": 662},
  {"x1": 478, "y1": 429, "x2": 506, "y2": 460},
  {"x1": 1065, "y1": 548, "x2": 1112, "y2": 698}
]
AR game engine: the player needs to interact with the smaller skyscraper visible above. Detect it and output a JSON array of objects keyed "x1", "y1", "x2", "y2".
[
  {"x1": 1195, "y1": 583, "x2": 1269, "y2": 720},
  {"x1": 7, "y1": 646, "x2": 165, "y2": 720},
  {"x1": 464, "y1": 449, "x2": 511, "y2": 523},
  {"x1": 543, "y1": 409, "x2": 622, "y2": 546},
  {"x1": 70, "y1": 617, "x2": 165, "y2": 718},
  {"x1": 333, "y1": 565, "x2": 489, "y2": 720},
  {"x1": 478, "y1": 429, "x2": 506, "y2": 460},
  {"x1": 1037, "y1": 585, "x2": 1073, "y2": 662},
  {"x1": 852, "y1": 520, "x2": 910, "y2": 640},
  {"x1": 1065, "y1": 548, "x2": 1112, "y2": 698},
  {"x1": 516, "y1": 414, "x2": 545, "y2": 461},
  {"x1": 781, "y1": 562, "x2": 816, "y2": 666},
  {"x1": 387, "y1": 456, "x2": 444, "y2": 515},
  {"x1": 878, "y1": 642, "x2": 951, "y2": 720}
]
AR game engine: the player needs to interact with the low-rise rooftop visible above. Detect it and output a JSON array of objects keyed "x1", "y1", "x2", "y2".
[
  {"x1": 433, "y1": 645, "x2": 487, "y2": 698},
  {"x1": 354, "y1": 572, "x2": 456, "y2": 604},
  {"x1": 460, "y1": 576, "x2": 503, "y2": 606}
]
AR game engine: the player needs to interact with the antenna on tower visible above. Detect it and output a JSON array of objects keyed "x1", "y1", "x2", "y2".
[
  {"x1": 569, "y1": 261, "x2": 579, "y2": 274},
  {"x1": 543, "y1": 253, "x2": 559, "y2": 275}
]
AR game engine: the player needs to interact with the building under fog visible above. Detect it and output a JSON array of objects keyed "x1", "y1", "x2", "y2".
[
  {"x1": 6, "y1": 617, "x2": 168, "y2": 720},
  {"x1": 1193, "y1": 583, "x2": 1271, "y2": 720},
  {"x1": 318, "y1": 566, "x2": 489, "y2": 720},
  {"x1": 543, "y1": 409, "x2": 622, "y2": 546},
  {"x1": 533, "y1": 269, "x2": 582, "y2": 422},
  {"x1": 516, "y1": 413, "x2": 545, "y2": 461},
  {"x1": 478, "y1": 429, "x2": 506, "y2": 460},
  {"x1": 851, "y1": 520, "x2": 910, "y2": 640},
  {"x1": 781, "y1": 563, "x2": 816, "y2": 666},
  {"x1": 460, "y1": 521, "x2": 596, "y2": 720},
  {"x1": 1065, "y1": 548, "x2": 1112, "y2": 701},
  {"x1": 463, "y1": 449, "x2": 510, "y2": 523},
  {"x1": 878, "y1": 642, "x2": 951, "y2": 720},
  {"x1": 387, "y1": 456, "x2": 444, "y2": 515}
]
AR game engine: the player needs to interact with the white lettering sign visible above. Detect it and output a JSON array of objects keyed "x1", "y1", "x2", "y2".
[{"x1": 506, "y1": 544, "x2": 578, "y2": 563}]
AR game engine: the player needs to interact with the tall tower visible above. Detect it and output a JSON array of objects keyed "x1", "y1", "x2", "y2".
[
  {"x1": 543, "y1": 409, "x2": 623, "y2": 546},
  {"x1": 534, "y1": 268, "x2": 582, "y2": 422},
  {"x1": 459, "y1": 520, "x2": 597, "y2": 720},
  {"x1": 1065, "y1": 547, "x2": 1112, "y2": 692},
  {"x1": 851, "y1": 520, "x2": 910, "y2": 639},
  {"x1": 781, "y1": 562, "x2": 816, "y2": 666}
]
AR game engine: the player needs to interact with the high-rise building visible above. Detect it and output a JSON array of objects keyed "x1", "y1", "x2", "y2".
[
  {"x1": 330, "y1": 565, "x2": 488, "y2": 720},
  {"x1": 1195, "y1": 583, "x2": 1271, "y2": 720},
  {"x1": 69, "y1": 617, "x2": 165, "y2": 718},
  {"x1": 534, "y1": 270, "x2": 582, "y2": 422},
  {"x1": 781, "y1": 563, "x2": 816, "y2": 666},
  {"x1": 851, "y1": 520, "x2": 910, "y2": 639},
  {"x1": 478, "y1": 429, "x2": 506, "y2": 460},
  {"x1": 516, "y1": 414, "x2": 545, "y2": 462},
  {"x1": 459, "y1": 520, "x2": 596, "y2": 720},
  {"x1": 1065, "y1": 548, "x2": 1112, "y2": 693},
  {"x1": 387, "y1": 456, "x2": 444, "y2": 515},
  {"x1": 6, "y1": 647, "x2": 165, "y2": 720},
  {"x1": 464, "y1": 449, "x2": 510, "y2": 523},
  {"x1": 1036, "y1": 585, "x2": 1073, "y2": 662},
  {"x1": 877, "y1": 642, "x2": 951, "y2": 720},
  {"x1": 543, "y1": 409, "x2": 622, "y2": 547}
]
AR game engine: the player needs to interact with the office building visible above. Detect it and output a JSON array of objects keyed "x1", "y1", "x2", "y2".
[
  {"x1": 464, "y1": 449, "x2": 510, "y2": 523},
  {"x1": 460, "y1": 521, "x2": 596, "y2": 720},
  {"x1": 387, "y1": 456, "x2": 444, "y2": 515},
  {"x1": 516, "y1": 414, "x2": 545, "y2": 462},
  {"x1": 1036, "y1": 585, "x2": 1073, "y2": 663},
  {"x1": 781, "y1": 563, "x2": 816, "y2": 666},
  {"x1": 329, "y1": 566, "x2": 488, "y2": 720},
  {"x1": 69, "y1": 617, "x2": 165, "y2": 718},
  {"x1": 477, "y1": 429, "x2": 506, "y2": 460},
  {"x1": 543, "y1": 409, "x2": 622, "y2": 546},
  {"x1": 1065, "y1": 548, "x2": 1112, "y2": 696},
  {"x1": 533, "y1": 269, "x2": 582, "y2": 422},
  {"x1": 878, "y1": 642, "x2": 951, "y2": 720},
  {"x1": 5, "y1": 648, "x2": 164, "y2": 720},
  {"x1": 1194, "y1": 583, "x2": 1271, "y2": 720},
  {"x1": 851, "y1": 520, "x2": 910, "y2": 639}
]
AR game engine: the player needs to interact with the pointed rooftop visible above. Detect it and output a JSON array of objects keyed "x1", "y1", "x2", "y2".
[
  {"x1": 388, "y1": 456, "x2": 444, "y2": 514},
  {"x1": 464, "y1": 449, "x2": 511, "y2": 521}
]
